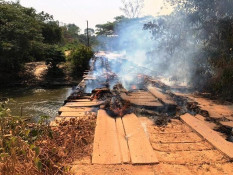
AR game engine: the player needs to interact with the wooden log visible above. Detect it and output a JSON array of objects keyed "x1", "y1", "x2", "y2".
[
  {"x1": 181, "y1": 113, "x2": 233, "y2": 160},
  {"x1": 92, "y1": 110, "x2": 121, "y2": 164},
  {"x1": 122, "y1": 113, "x2": 159, "y2": 164}
]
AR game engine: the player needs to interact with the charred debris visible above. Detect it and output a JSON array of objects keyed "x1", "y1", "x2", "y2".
[
  {"x1": 62, "y1": 54, "x2": 233, "y2": 141},
  {"x1": 64, "y1": 54, "x2": 199, "y2": 126}
]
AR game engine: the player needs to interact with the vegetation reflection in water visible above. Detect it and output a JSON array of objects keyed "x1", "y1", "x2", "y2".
[{"x1": 0, "y1": 87, "x2": 72, "y2": 120}]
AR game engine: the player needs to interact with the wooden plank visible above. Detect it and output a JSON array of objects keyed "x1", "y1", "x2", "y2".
[
  {"x1": 147, "y1": 86, "x2": 176, "y2": 106},
  {"x1": 220, "y1": 121, "x2": 233, "y2": 128},
  {"x1": 131, "y1": 101, "x2": 163, "y2": 107},
  {"x1": 122, "y1": 96, "x2": 156, "y2": 100},
  {"x1": 92, "y1": 110, "x2": 121, "y2": 164},
  {"x1": 122, "y1": 113, "x2": 159, "y2": 164},
  {"x1": 59, "y1": 106, "x2": 95, "y2": 112},
  {"x1": 60, "y1": 112, "x2": 85, "y2": 117},
  {"x1": 120, "y1": 93, "x2": 163, "y2": 107},
  {"x1": 60, "y1": 111, "x2": 96, "y2": 117},
  {"x1": 68, "y1": 99, "x2": 91, "y2": 102},
  {"x1": 116, "y1": 117, "x2": 131, "y2": 163},
  {"x1": 92, "y1": 88, "x2": 110, "y2": 92},
  {"x1": 76, "y1": 96, "x2": 91, "y2": 99},
  {"x1": 84, "y1": 77, "x2": 96, "y2": 80},
  {"x1": 181, "y1": 113, "x2": 233, "y2": 160},
  {"x1": 65, "y1": 101, "x2": 104, "y2": 107}
]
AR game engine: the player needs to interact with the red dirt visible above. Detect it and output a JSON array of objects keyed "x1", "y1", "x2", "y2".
[{"x1": 69, "y1": 117, "x2": 233, "y2": 174}]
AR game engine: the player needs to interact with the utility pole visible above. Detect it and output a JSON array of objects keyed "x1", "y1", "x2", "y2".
[{"x1": 86, "y1": 20, "x2": 90, "y2": 47}]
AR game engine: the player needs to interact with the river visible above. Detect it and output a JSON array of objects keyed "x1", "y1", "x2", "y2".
[{"x1": 0, "y1": 86, "x2": 72, "y2": 120}]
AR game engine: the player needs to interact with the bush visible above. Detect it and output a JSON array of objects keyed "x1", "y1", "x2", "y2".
[
  {"x1": 45, "y1": 46, "x2": 65, "y2": 69},
  {"x1": 0, "y1": 99, "x2": 53, "y2": 174},
  {"x1": 68, "y1": 45, "x2": 94, "y2": 76}
]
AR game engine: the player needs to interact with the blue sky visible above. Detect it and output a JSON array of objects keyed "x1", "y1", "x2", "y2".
[{"x1": 17, "y1": 0, "x2": 172, "y2": 32}]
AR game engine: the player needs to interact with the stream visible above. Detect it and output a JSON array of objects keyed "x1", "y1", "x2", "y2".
[{"x1": 0, "y1": 86, "x2": 72, "y2": 120}]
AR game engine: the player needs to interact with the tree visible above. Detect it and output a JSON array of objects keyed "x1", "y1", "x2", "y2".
[
  {"x1": 95, "y1": 22, "x2": 115, "y2": 36},
  {"x1": 68, "y1": 45, "x2": 94, "y2": 76},
  {"x1": 144, "y1": 0, "x2": 233, "y2": 100},
  {"x1": 42, "y1": 21, "x2": 62, "y2": 44},
  {"x1": 95, "y1": 16, "x2": 127, "y2": 36},
  {"x1": 84, "y1": 28, "x2": 95, "y2": 36},
  {"x1": 120, "y1": 0, "x2": 144, "y2": 18},
  {"x1": 0, "y1": 2, "x2": 43, "y2": 71},
  {"x1": 66, "y1": 24, "x2": 80, "y2": 38},
  {"x1": 45, "y1": 46, "x2": 65, "y2": 69},
  {"x1": 0, "y1": 1, "x2": 64, "y2": 73}
]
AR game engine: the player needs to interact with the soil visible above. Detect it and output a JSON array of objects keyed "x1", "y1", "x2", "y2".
[
  {"x1": 69, "y1": 117, "x2": 233, "y2": 175},
  {"x1": 1, "y1": 61, "x2": 81, "y2": 87},
  {"x1": 174, "y1": 92, "x2": 233, "y2": 140}
]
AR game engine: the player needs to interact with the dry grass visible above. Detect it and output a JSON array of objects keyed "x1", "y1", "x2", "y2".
[{"x1": 0, "y1": 117, "x2": 96, "y2": 175}]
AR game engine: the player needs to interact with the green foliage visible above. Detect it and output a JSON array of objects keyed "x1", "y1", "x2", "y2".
[
  {"x1": 61, "y1": 23, "x2": 98, "y2": 50},
  {"x1": 0, "y1": 2, "x2": 42, "y2": 71},
  {"x1": 42, "y1": 21, "x2": 62, "y2": 44},
  {"x1": 95, "y1": 16, "x2": 127, "y2": 36},
  {"x1": 61, "y1": 24, "x2": 80, "y2": 44},
  {"x1": 68, "y1": 45, "x2": 94, "y2": 76},
  {"x1": 96, "y1": 22, "x2": 115, "y2": 36},
  {"x1": 0, "y1": 98, "x2": 52, "y2": 173},
  {"x1": 45, "y1": 46, "x2": 65, "y2": 69},
  {"x1": 0, "y1": 1, "x2": 63, "y2": 74}
]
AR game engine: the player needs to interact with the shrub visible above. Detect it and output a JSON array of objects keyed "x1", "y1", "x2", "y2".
[{"x1": 68, "y1": 45, "x2": 94, "y2": 76}]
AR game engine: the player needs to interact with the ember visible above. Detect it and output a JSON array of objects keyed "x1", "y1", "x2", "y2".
[
  {"x1": 90, "y1": 88, "x2": 112, "y2": 101},
  {"x1": 131, "y1": 85, "x2": 137, "y2": 90}
]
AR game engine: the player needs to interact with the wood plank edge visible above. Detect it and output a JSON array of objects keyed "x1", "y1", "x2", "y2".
[{"x1": 180, "y1": 113, "x2": 233, "y2": 160}]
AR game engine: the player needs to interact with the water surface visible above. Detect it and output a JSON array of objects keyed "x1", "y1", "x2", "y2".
[{"x1": 0, "y1": 87, "x2": 72, "y2": 120}]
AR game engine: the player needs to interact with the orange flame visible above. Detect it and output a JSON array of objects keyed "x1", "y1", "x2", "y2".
[{"x1": 131, "y1": 85, "x2": 137, "y2": 90}]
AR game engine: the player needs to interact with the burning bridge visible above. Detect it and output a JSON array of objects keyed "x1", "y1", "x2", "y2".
[{"x1": 51, "y1": 52, "x2": 233, "y2": 171}]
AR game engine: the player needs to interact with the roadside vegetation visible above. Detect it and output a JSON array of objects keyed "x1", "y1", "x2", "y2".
[
  {"x1": 0, "y1": 99, "x2": 95, "y2": 174},
  {"x1": 0, "y1": 1, "x2": 96, "y2": 87}
]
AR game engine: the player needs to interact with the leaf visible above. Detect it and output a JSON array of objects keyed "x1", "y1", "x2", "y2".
[
  {"x1": 0, "y1": 153, "x2": 9, "y2": 158},
  {"x1": 30, "y1": 144, "x2": 35, "y2": 150},
  {"x1": 48, "y1": 130, "x2": 53, "y2": 139},
  {"x1": 25, "y1": 129, "x2": 30, "y2": 137},
  {"x1": 34, "y1": 157, "x2": 42, "y2": 171},
  {"x1": 34, "y1": 146, "x2": 40, "y2": 156}
]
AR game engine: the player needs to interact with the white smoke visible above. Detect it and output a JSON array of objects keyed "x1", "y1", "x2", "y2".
[{"x1": 86, "y1": 13, "x2": 202, "y2": 92}]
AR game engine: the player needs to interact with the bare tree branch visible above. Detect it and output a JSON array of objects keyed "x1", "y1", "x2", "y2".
[{"x1": 120, "y1": 0, "x2": 144, "y2": 18}]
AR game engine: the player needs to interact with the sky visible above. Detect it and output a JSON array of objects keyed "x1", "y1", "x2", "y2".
[{"x1": 16, "y1": 0, "x2": 172, "y2": 32}]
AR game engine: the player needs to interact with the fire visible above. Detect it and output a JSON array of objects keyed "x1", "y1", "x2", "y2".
[
  {"x1": 131, "y1": 85, "x2": 137, "y2": 90},
  {"x1": 91, "y1": 90, "x2": 102, "y2": 100},
  {"x1": 110, "y1": 99, "x2": 131, "y2": 117}
]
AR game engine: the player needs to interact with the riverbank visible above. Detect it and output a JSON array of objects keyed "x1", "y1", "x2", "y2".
[
  {"x1": 0, "y1": 61, "x2": 82, "y2": 88},
  {"x1": 0, "y1": 61, "x2": 83, "y2": 120},
  {"x1": 0, "y1": 86, "x2": 72, "y2": 120}
]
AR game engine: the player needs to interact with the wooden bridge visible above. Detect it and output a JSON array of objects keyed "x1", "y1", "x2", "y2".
[{"x1": 50, "y1": 63, "x2": 233, "y2": 174}]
